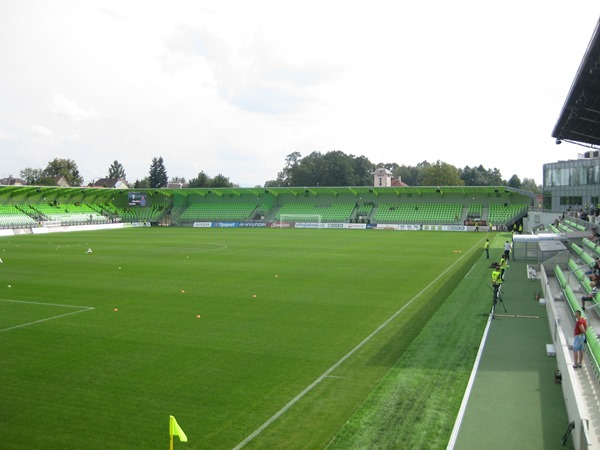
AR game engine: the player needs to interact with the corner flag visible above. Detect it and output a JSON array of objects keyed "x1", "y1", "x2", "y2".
[{"x1": 169, "y1": 415, "x2": 188, "y2": 448}]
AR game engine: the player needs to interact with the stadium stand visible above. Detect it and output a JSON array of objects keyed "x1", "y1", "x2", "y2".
[
  {"x1": 488, "y1": 203, "x2": 528, "y2": 226},
  {"x1": 0, "y1": 205, "x2": 37, "y2": 228},
  {"x1": 27, "y1": 203, "x2": 108, "y2": 225},
  {"x1": 373, "y1": 203, "x2": 462, "y2": 224},
  {"x1": 179, "y1": 202, "x2": 257, "y2": 222},
  {"x1": 0, "y1": 185, "x2": 533, "y2": 227}
]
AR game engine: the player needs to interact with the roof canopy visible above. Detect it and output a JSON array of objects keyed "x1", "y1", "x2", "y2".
[{"x1": 553, "y1": 17, "x2": 600, "y2": 147}]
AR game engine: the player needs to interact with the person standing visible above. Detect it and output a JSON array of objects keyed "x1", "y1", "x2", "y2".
[
  {"x1": 484, "y1": 239, "x2": 490, "y2": 259},
  {"x1": 491, "y1": 267, "x2": 503, "y2": 302},
  {"x1": 503, "y1": 240, "x2": 511, "y2": 261},
  {"x1": 500, "y1": 255, "x2": 509, "y2": 280},
  {"x1": 573, "y1": 310, "x2": 587, "y2": 369}
]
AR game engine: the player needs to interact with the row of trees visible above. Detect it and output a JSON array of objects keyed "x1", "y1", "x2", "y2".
[
  {"x1": 20, "y1": 158, "x2": 84, "y2": 186},
  {"x1": 265, "y1": 152, "x2": 542, "y2": 193},
  {"x1": 18, "y1": 157, "x2": 234, "y2": 189},
  {"x1": 16, "y1": 151, "x2": 541, "y2": 193}
]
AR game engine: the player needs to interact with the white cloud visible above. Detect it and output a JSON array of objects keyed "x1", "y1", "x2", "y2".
[
  {"x1": 32, "y1": 125, "x2": 53, "y2": 138},
  {"x1": 0, "y1": 129, "x2": 17, "y2": 141},
  {"x1": 49, "y1": 94, "x2": 94, "y2": 121}
]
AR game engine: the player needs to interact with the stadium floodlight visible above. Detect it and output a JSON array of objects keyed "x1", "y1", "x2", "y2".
[{"x1": 278, "y1": 214, "x2": 322, "y2": 228}]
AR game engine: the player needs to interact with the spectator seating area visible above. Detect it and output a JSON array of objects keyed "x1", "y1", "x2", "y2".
[
  {"x1": 467, "y1": 204, "x2": 482, "y2": 217},
  {"x1": 553, "y1": 244, "x2": 600, "y2": 381},
  {"x1": 0, "y1": 205, "x2": 37, "y2": 228},
  {"x1": 564, "y1": 219, "x2": 587, "y2": 232},
  {"x1": 178, "y1": 202, "x2": 257, "y2": 222},
  {"x1": 373, "y1": 203, "x2": 462, "y2": 224},
  {"x1": 0, "y1": 186, "x2": 533, "y2": 227},
  {"x1": 22, "y1": 204, "x2": 108, "y2": 225},
  {"x1": 583, "y1": 238, "x2": 600, "y2": 259},
  {"x1": 274, "y1": 203, "x2": 355, "y2": 223},
  {"x1": 488, "y1": 204, "x2": 528, "y2": 226}
]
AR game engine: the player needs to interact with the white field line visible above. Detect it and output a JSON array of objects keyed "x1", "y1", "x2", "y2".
[
  {"x1": 0, "y1": 298, "x2": 95, "y2": 309},
  {"x1": 0, "y1": 298, "x2": 94, "y2": 333},
  {"x1": 446, "y1": 311, "x2": 493, "y2": 450},
  {"x1": 232, "y1": 238, "x2": 483, "y2": 450}
]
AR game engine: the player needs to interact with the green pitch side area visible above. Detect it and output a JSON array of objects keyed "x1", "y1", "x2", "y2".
[{"x1": 0, "y1": 228, "x2": 486, "y2": 449}]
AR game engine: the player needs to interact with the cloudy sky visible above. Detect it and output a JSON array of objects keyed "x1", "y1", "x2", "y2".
[{"x1": 0, "y1": 1, "x2": 598, "y2": 187}]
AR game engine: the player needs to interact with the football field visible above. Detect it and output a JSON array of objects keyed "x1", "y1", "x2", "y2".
[{"x1": 0, "y1": 228, "x2": 487, "y2": 449}]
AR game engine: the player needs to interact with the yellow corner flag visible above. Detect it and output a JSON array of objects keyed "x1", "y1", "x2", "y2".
[{"x1": 169, "y1": 415, "x2": 188, "y2": 449}]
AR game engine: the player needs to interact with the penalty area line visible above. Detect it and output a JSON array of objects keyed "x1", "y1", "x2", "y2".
[
  {"x1": 232, "y1": 239, "x2": 481, "y2": 450},
  {"x1": 0, "y1": 299, "x2": 95, "y2": 333},
  {"x1": 0, "y1": 298, "x2": 95, "y2": 309}
]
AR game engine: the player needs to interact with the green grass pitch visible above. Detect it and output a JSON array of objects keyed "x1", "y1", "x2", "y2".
[{"x1": 0, "y1": 228, "x2": 488, "y2": 449}]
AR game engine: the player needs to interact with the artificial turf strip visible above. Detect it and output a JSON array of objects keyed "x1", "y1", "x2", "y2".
[
  {"x1": 325, "y1": 234, "x2": 500, "y2": 449},
  {"x1": 0, "y1": 228, "x2": 485, "y2": 449}
]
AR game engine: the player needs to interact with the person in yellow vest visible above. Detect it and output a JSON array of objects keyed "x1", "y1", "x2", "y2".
[
  {"x1": 500, "y1": 256, "x2": 509, "y2": 280},
  {"x1": 518, "y1": 223, "x2": 523, "y2": 234},
  {"x1": 492, "y1": 267, "x2": 503, "y2": 302},
  {"x1": 484, "y1": 239, "x2": 490, "y2": 259},
  {"x1": 488, "y1": 222, "x2": 493, "y2": 232}
]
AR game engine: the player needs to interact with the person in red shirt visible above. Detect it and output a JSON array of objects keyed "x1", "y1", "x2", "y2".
[{"x1": 573, "y1": 310, "x2": 587, "y2": 369}]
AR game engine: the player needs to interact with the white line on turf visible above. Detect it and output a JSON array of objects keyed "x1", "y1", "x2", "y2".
[
  {"x1": 0, "y1": 298, "x2": 95, "y2": 309},
  {"x1": 232, "y1": 239, "x2": 482, "y2": 450},
  {"x1": 0, "y1": 298, "x2": 95, "y2": 333},
  {"x1": 445, "y1": 311, "x2": 493, "y2": 450}
]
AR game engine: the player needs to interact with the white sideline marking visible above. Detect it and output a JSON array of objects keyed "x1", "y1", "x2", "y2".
[
  {"x1": 445, "y1": 310, "x2": 493, "y2": 450},
  {"x1": 233, "y1": 240, "x2": 482, "y2": 450},
  {"x1": 0, "y1": 298, "x2": 94, "y2": 333}
]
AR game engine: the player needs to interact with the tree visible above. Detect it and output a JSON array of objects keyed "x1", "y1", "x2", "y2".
[
  {"x1": 460, "y1": 165, "x2": 489, "y2": 186},
  {"x1": 392, "y1": 162, "x2": 429, "y2": 186},
  {"x1": 271, "y1": 150, "x2": 374, "y2": 187},
  {"x1": 507, "y1": 174, "x2": 521, "y2": 189},
  {"x1": 107, "y1": 160, "x2": 126, "y2": 179},
  {"x1": 44, "y1": 158, "x2": 83, "y2": 186},
  {"x1": 170, "y1": 176, "x2": 186, "y2": 184},
  {"x1": 460, "y1": 165, "x2": 505, "y2": 186},
  {"x1": 352, "y1": 155, "x2": 376, "y2": 186},
  {"x1": 320, "y1": 151, "x2": 356, "y2": 186},
  {"x1": 133, "y1": 178, "x2": 150, "y2": 188},
  {"x1": 188, "y1": 171, "x2": 210, "y2": 188},
  {"x1": 148, "y1": 157, "x2": 168, "y2": 188},
  {"x1": 421, "y1": 160, "x2": 464, "y2": 186},
  {"x1": 211, "y1": 174, "x2": 233, "y2": 188},
  {"x1": 20, "y1": 167, "x2": 44, "y2": 185},
  {"x1": 520, "y1": 178, "x2": 542, "y2": 194}
]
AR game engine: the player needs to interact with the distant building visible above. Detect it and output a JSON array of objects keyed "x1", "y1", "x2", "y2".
[
  {"x1": 543, "y1": 151, "x2": 600, "y2": 211},
  {"x1": 0, "y1": 177, "x2": 26, "y2": 186},
  {"x1": 54, "y1": 176, "x2": 69, "y2": 187},
  {"x1": 372, "y1": 167, "x2": 409, "y2": 187},
  {"x1": 92, "y1": 178, "x2": 129, "y2": 189},
  {"x1": 166, "y1": 182, "x2": 187, "y2": 189}
]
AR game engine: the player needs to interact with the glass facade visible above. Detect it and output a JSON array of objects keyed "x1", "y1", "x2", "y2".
[
  {"x1": 544, "y1": 162, "x2": 600, "y2": 187},
  {"x1": 543, "y1": 157, "x2": 600, "y2": 211}
]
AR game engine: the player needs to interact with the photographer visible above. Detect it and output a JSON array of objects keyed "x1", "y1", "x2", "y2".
[{"x1": 491, "y1": 267, "x2": 503, "y2": 302}]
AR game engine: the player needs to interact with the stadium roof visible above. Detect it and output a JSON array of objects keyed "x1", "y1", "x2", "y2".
[{"x1": 552, "y1": 16, "x2": 600, "y2": 147}]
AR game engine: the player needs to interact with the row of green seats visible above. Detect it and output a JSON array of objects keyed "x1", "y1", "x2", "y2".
[
  {"x1": 583, "y1": 238, "x2": 600, "y2": 259},
  {"x1": 571, "y1": 243, "x2": 596, "y2": 267},
  {"x1": 556, "y1": 264, "x2": 600, "y2": 379}
]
